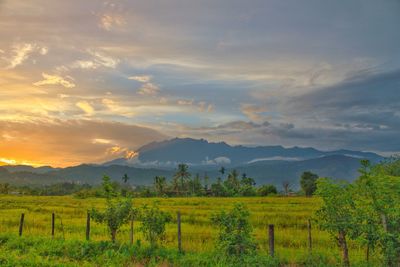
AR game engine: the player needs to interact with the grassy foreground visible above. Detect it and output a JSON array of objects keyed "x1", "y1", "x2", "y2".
[{"x1": 0, "y1": 195, "x2": 381, "y2": 266}]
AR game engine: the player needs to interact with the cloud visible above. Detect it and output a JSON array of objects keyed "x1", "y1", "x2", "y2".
[
  {"x1": 71, "y1": 60, "x2": 97, "y2": 69},
  {"x1": 88, "y1": 50, "x2": 119, "y2": 68},
  {"x1": 128, "y1": 75, "x2": 160, "y2": 96},
  {"x1": 0, "y1": 119, "x2": 167, "y2": 167},
  {"x1": 0, "y1": 0, "x2": 399, "y2": 157},
  {"x1": 99, "y1": 14, "x2": 125, "y2": 31},
  {"x1": 240, "y1": 104, "x2": 268, "y2": 122},
  {"x1": 198, "y1": 101, "x2": 213, "y2": 112},
  {"x1": 129, "y1": 75, "x2": 152, "y2": 83},
  {"x1": 138, "y1": 82, "x2": 160, "y2": 95},
  {"x1": 177, "y1": 99, "x2": 194, "y2": 105},
  {"x1": 76, "y1": 101, "x2": 94, "y2": 115},
  {"x1": 4, "y1": 43, "x2": 48, "y2": 69},
  {"x1": 33, "y1": 73, "x2": 76, "y2": 88}
]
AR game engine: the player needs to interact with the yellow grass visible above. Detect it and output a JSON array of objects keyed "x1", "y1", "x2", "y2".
[{"x1": 0, "y1": 195, "x2": 374, "y2": 265}]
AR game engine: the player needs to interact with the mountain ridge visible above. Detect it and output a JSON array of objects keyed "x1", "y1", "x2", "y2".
[
  {"x1": 104, "y1": 137, "x2": 382, "y2": 168},
  {"x1": 0, "y1": 138, "x2": 384, "y2": 188}
]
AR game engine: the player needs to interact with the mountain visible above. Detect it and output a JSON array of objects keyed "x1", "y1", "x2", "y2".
[
  {"x1": 0, "y1": 164, "x2": 174, "y2": 186},
  {"x1": 0, "y1": 155, "x2": 367, "y2": 188},
  {"x1": 235, "y1": 155, "x2": 363, "y2": 188},
  {"x1": 3, "y1": 165, "x2": 57, "y2": 174},
  {"x1": 104, "y1": 137, "x2": 383, "y2": 168},
  {"x1": 0, "y1": 138, "x2": 384, "y2": 188}
]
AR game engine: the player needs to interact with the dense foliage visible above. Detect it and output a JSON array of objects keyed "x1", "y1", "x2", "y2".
[{"x1": 315, "y1": 159, "x2": 400, "y2": 266}]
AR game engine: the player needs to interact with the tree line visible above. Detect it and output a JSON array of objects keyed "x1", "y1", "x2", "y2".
[{"x1": 0, "y1": 164, "x2": 321, "y2": 198}]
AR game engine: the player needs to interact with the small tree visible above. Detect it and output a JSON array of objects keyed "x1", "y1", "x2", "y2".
[
  {"x1": 211, "y1": 177, "x2": 227, "y2": 197},
  {"x1": 211, "y1": 203, "x2": 257, "y2": 257},
  {"x1": 172, "y1": 163, "x2": 191, "y2": 195},
  {"x1": 240, "y1": 174, "x2": 256, "y2": 196},
  {"x1": 282, "y1": 181, "x2": 290, "y2": 196},
  {"x1": 257, "y1": 184, "x2": 277, "y2": 196},
  {"x1": 203, "y1": 173, "x2": 209, "y2": 192},
  {"x1": 138, "y1": 203, "x2": 172, "y2": 248},
  {"x1": 315, "y1": 178, "x2": 358, "y2": 267},
  {"x1": 190, "y1": 173, "x2": 203, "y2": 196},
  {"x1": 154, "y1": 176, "x2": 167, "y2": 196},
  {"x1": 300, "y1": 171, "x2": 318, "y2": 197},
  {"x1": 224, "y1": 169, "x2": 241, "y2": 196},
  {"x1": 90, "y1": 176, "x2": 134, "y2": 242},
  {"x1": 122, "y1": 173, "x2": 130, "y2": 183}
]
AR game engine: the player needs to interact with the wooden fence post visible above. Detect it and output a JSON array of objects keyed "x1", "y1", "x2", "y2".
[
  {"x1": 130, "y1": 215, "x2": 134, "y2": 245},
  {"x1": 308, "y1": 219, "x2": 312, "y2": 251},
  {"x1": 51, "y1": 213, "x2": 55, "y2": 238},
  {"x1": 177, "y1": 211, "x2": 182, "y2": 253},
  {"x1": 19, "y1": 213, "x2": 25, "y2": 236},
  {"x1": 268, "y1": 224, "x2": 274, "y2": 257},
  {"x1": 86, "y1": 211, "x2": 90, "y2": 241}
]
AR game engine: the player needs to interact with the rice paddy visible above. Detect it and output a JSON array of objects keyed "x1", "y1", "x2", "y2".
[{"x1": 0, "y1": 195, "x2": 381, "y2": 266}]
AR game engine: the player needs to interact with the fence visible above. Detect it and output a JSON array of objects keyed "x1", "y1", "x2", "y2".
[{"x1": 15, "y1": 211, "x2": 314, "y2": 256}]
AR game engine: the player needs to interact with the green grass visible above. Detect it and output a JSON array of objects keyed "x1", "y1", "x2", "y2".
[{"x1": 0, "y1": 195, "x2": 382, "y2": 266}]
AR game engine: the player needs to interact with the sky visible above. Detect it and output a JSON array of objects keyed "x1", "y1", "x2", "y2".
[{"x1": 0, "y1": 0, "x2": 400, "y2": 167}]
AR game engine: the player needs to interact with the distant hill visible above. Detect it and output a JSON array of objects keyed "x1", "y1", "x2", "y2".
[
  {"x1": 235, "y1": 155, "x2": 363, "y2": 189},
  {"x1": 0, "y1": 138, "x2": 384, "y2": 188},
  {"x1": 0, "y1": 155, "x2": 371, "y2": 189},
  {"x1": 0, "y1": 165, "x2": 174, "y2": 186},
  {"x1": 103, "y1": 137, "x2": 383, "y2": 168},
  {"x1": 3, "y1": 165, "x2": 57, "y2": 174}
]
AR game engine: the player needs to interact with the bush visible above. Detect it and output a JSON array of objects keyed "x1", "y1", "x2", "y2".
[
  {"x1": 211, "y1": 203, "x2": 257, "y2": 257},
  {"x1": 138, "y1": 203, "x2": 172, "y2": 248},
  {"x1": 257, "y1": 184, "x2": 277, "y2": 196},
  {"x1": 90, "y1": 176, "x2": 135, "y2": 242}
]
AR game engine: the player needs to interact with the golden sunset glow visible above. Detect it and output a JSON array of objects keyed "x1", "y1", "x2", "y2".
[{"x1": 0, "y1": 1, "x2": 399, "y2": 167}]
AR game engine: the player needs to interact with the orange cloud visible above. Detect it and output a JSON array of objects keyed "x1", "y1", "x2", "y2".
[{"x1": 0, "y1": 119, "x2": 167, "y2": 167}]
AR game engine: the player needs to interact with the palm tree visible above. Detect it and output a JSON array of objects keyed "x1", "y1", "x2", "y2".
[
  {"x1": 203, "y1": 173, "x2": 209, "y2": 191},
  {"x1": 122, "y1": 173, "x2": 130, "y2": 183},
  {"x1": 154, "y1": 176, "x2": 166, "y2": 195},
  {"x1": 219, "y1": 166, "x2": 226, "y2": 176},
  {"x1": 225, "y1": 169, "x2": 240, "y2": 195},
  {"x1": 282, "y1": 181, "x2": 290, "y2": 196},
  {"x1": 173, "y1": 163, "x2": 191, "y2": 195}
]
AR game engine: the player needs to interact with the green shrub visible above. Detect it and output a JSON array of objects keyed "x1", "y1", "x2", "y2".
[
  {"x1": 211, "y1": 203, "x2": 257, "y2": 257},
  {"x1": 138, "y1": 203, "x2": 172, "y2": 248}
]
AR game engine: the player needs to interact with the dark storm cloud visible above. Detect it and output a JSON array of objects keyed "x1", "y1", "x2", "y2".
[{"x1": 284, "y1": 69, "x2": 400, "y2": 151}]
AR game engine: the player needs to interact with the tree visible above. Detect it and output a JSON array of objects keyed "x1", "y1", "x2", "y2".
[
  {"x1": 224, "y1": 169, "x2": 241, "y2": 196},
  {"x1": 282, "y1": 181, "x2": 290, "y2": 196},
  {"x1": 138, "y1": 203, "x2": 172, "y2": 248},
  {"x1": 0, "y1": 183, "x2": 10, "y2": 194},
  {"x1": 211, "y1": 177, "x2": 226, "y2": 197},
  {"x1": 90, "y1": 176, "x2": 134, "y2": 242},
  {"x1": 300, "y1": 171, "x2": 318, "y2": 197},
  {"x1": 211, "y1": 203, "x2": 257, "y2": 257},
  {"x1": 257, "y1": 184, "x2": 277, "y2": 196},
  {"x1": 219, "y1": 166, "x2": 226, "y2": 176},
  {"x1": 315, "y1": 178, "x2": 358, "y2": 267},
  {"x1": 154, "y1": 176, "x2": 167, "y2": 196},
  {"x1": 190, "y1": 173, "x2": 203, "y2": 196},
  {"x1": 240, "y1": 175, "x2": 256, "y2": 196},
  {"x1": 354, "y1": 159, "x2": 400, "y2": 266},
  {"x1": 203, "y1": 173, "x2": 210, "y2": 192},
  {"x1": 172, "y1": 163, "x2": 191, "y2": 195},
  {"x1": 240, "y1": 174, "x2": 255, "y2": 187},
  {"x1": 122, "y1": 173, "x2": 130, "y2": 183}
]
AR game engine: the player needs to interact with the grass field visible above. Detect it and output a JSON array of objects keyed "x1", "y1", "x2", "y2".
[{"x1": 0, "y1": 195, "x2": 381, "y2": 266}]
